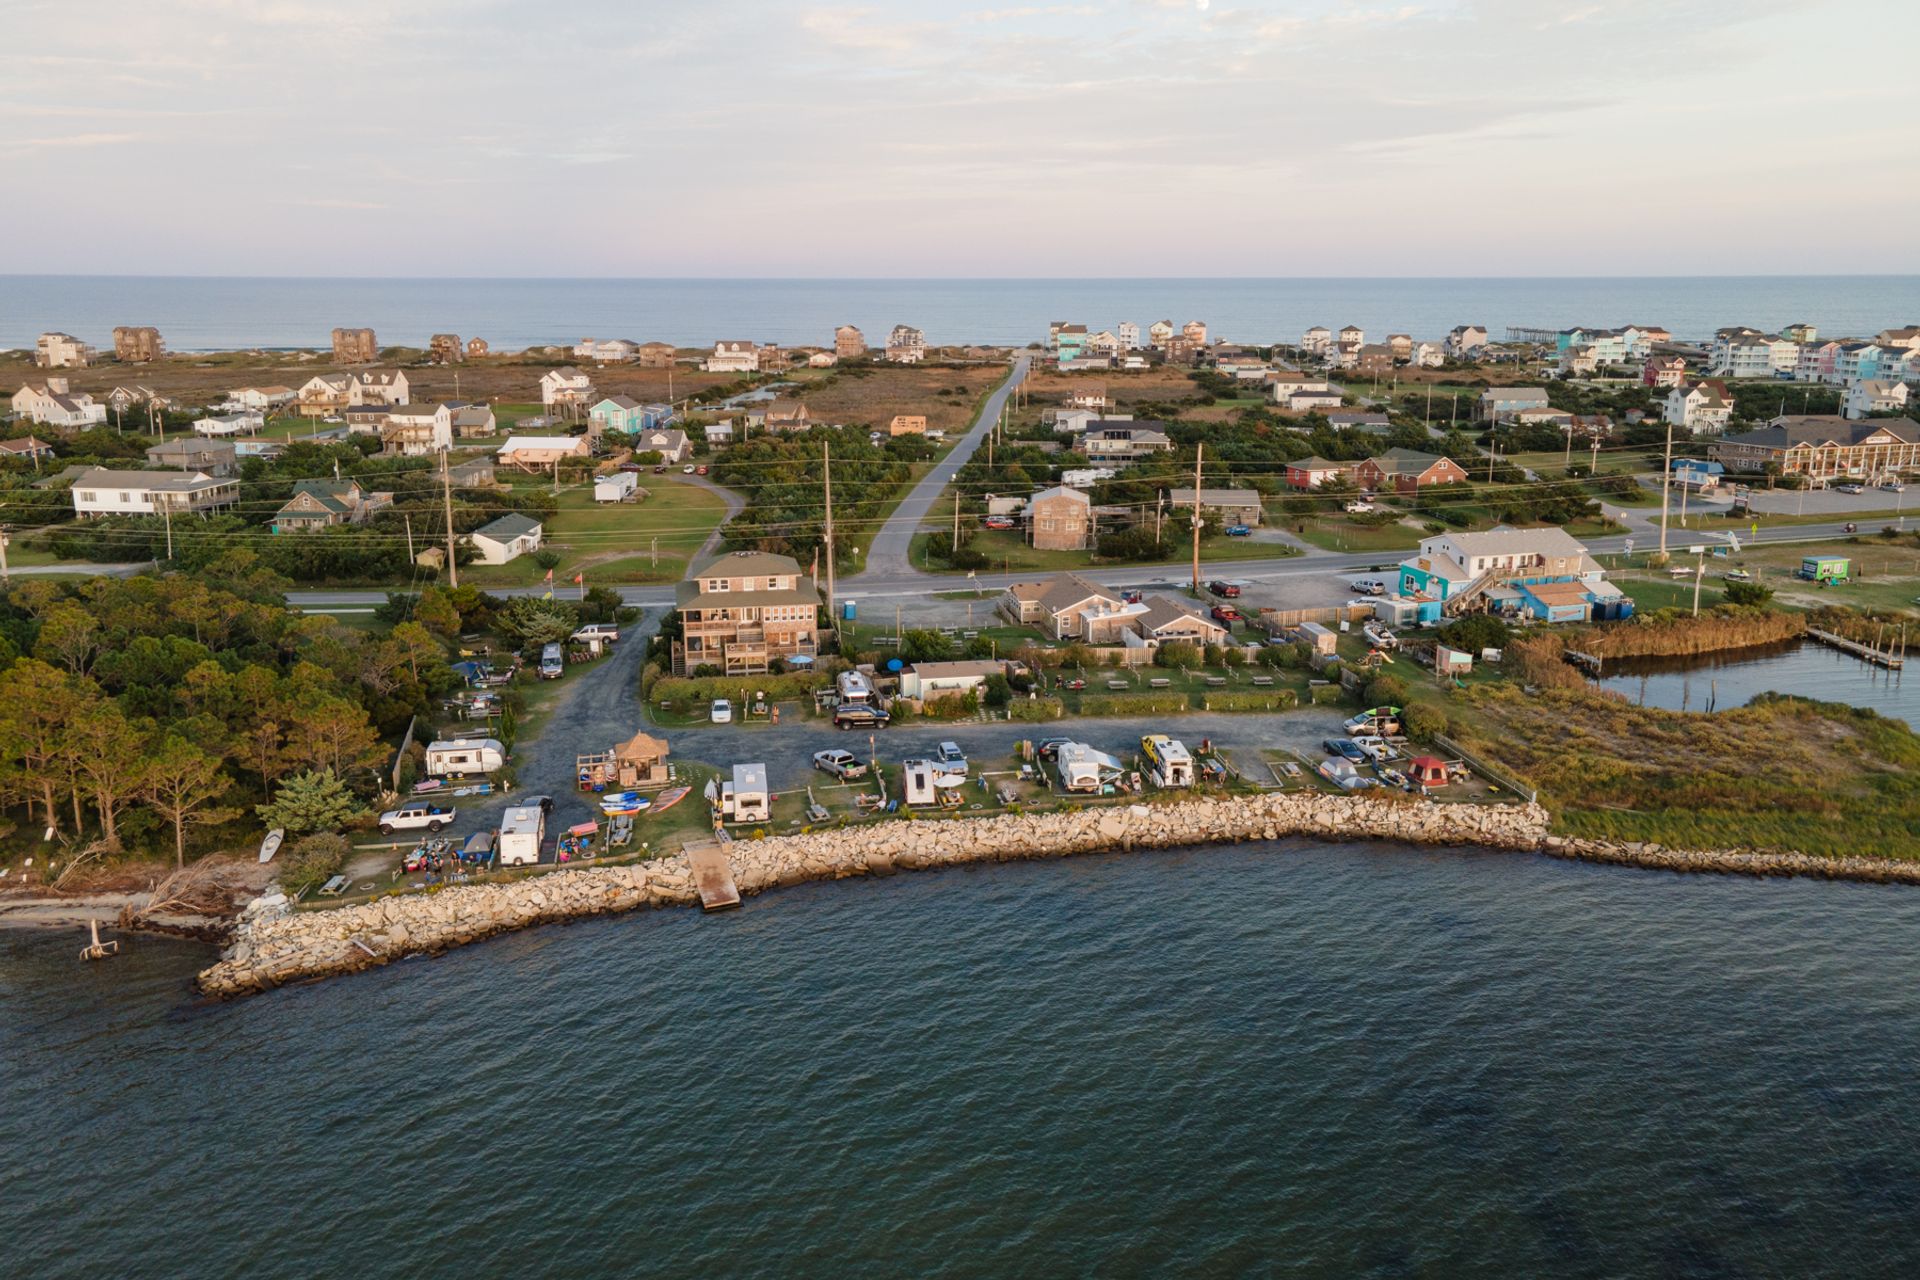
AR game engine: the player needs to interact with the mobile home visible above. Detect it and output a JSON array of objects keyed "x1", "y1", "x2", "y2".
[
  {"x1": 593, "y1": 471, "x2": 638, "y2": 503},
  {"x1": 720, "y1": 763, "x2": 771, "y2": 822},
  {"x1": 1055, "y1": 743, "x2": 1124, "y2": 793},
  {"x1": 1799, "y1": 556, "x2": 1850, "y2": 584},
  {"x1": 498, "y1": 805, "x2": 546, "y2": 866},
  {"x1": 423, "y1": 737, "x2": 505, "y2": 777}
]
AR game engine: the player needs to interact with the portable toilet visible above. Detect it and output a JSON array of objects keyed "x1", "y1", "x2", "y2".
[{"x1": 842, "y1": 599, "x2": 858, "y2": 620}]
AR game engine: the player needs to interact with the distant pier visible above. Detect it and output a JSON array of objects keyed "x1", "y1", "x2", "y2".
[{"x1": 1806, "y1": 628, "x2": 1905, "y2": 670}]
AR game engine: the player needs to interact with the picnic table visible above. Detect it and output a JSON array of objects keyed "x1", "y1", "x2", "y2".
[
  {"x1": 1204, "y1": 676, "x2": 1227, "y2": 687},
  {"x1": 1251, "y1": 675, "x2": 1274, "y2": 686},
  {"x1": 1148, "y1": 678, "x2": 1171, "y2": 689},
  {"x1": 1106, "y1": 679, "x2": 1129, "y2": 690}
]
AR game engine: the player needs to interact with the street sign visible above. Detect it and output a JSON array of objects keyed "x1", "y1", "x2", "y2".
[
  {"x1": 1623, "y1": 538, "x2": 1635, "y2": 554},
  {"x1": 1687, "y1": 545, "x2": 1706, "y2": 555}
]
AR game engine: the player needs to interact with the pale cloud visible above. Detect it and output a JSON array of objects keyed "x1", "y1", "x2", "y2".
[{"x1": 0, "y1": 0, "x2": 1915, "y2": 275}]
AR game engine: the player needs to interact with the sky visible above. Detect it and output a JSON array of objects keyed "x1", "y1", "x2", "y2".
[{"x1": 4, "y1": 0, "x2": 1918, "y2": 277}]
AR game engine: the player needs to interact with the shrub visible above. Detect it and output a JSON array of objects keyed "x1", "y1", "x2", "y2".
[
  {"x1": 1363, "y1": 673, "x2": 1411, "y2": 708},
  {"x1": 1437, "y1": 615, "x2": 1510, "y2": 653},
  {"x1": 1404, "y1": 703, "x2": 1448, "y2": 741},
  {"x1": 280, "y1": 833, "x2": 350, "y2": 896},
  {"x1": 1724, "y1": 581, "x2": 1774, "y2": 608}
]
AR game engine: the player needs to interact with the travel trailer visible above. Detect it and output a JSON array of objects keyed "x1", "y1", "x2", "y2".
[
  {"x1": 1141, "y1": 735, "x2": 1194, "y2": 788},
  {"x1": 1055, "y1": 743, "x2": 1125, "y2": 793},
  {"x1": 720, "y1": 763, "x2": 771, "y2": 822},
  {"x1": 498, "y1": 805, "x2": 546, "y2": 866},
  {"x1": 422, "y1": 737, "x2": 505, "y2": 778}
]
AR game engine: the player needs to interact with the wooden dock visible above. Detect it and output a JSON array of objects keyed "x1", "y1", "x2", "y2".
[
  {"x1": 1564, "y1": 650, "x2": 1603, "y2": 675},
  {"x1": 1807, "y1": 627, "x2": 1905, "y2": 669},
  {"x1": 683, "y1": 841, "x2": 741, "y2": 912}
]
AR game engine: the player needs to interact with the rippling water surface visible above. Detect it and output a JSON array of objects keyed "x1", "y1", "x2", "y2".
[{"x1": 5, "y1": 843, "x2": 1920, "y2": 1277}]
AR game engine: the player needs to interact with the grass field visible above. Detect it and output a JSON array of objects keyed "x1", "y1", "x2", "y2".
[
  {"x1": 459, "y1": 478, "x2": 728, "y2": 587},
  {"x1": 909, "y1": 527, "x2": 1300, "y2": 575},
  {"x1": 782, "y1": 363, "x2": 1008, "y2": 436}
]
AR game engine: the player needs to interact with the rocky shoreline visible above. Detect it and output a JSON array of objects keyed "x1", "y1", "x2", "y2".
[{"x1": 194, "y1": 793, "x2": 1919, "y2": 998}]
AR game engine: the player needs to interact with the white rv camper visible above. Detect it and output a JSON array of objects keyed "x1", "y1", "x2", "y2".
[
  {"x1": 1055, "y1": 743, "x2": 1124, "y2": 793},
  {"x1": 423, "y1": 737, "x2": 505, "y2": 777},
  {"x1": 720, "y1": 763, "x2": 771, "y2": 822}
]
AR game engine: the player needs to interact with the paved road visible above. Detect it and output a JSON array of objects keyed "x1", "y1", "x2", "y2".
[
  {"x1": 285, "y1": 514, "x2": 1879, "y2": 615},
  {"x1": 852, "y1": 354, "x2": 1031, "y2": 580}
]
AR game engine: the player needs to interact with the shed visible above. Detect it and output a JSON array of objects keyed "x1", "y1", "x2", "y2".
[
  {"x1": 613, "y1": 731, "x2": 670, "y2": 788},
  {"x1": 1294, "y1": 621, "x2": 1338, "y2": 656},
  {"x1": 1435, "y1": 645, "x2": 1474, "y2": 675}
]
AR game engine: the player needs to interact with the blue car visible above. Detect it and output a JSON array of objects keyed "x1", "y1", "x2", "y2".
[
  {"x1": 1322, "y1": 737, "x2": 1367, "y2": 763},
  {"x1": 1225, "y1": 524, "x2": 1252, "y2": 537}
]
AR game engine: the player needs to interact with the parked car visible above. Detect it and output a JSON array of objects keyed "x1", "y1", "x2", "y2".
[
  {"x1": 1035, "y1": 737, "x2": 1074, "y2": 761},
  {"x1": 833, "y1": 704, "x2": 890, "y2": 730},
  {"x1": 572, "y1": 623, "x2": 619, "y2": 644},
  {"x1": 696, "y1": 465, "x2": 709, "y2": 475},
  {"x1": 1882, "y1": 481, "x2": 1907, "y2": 492},
  {"x1": 378, "y1": 802, "x2": 456, "y2": 835},
  {"x1": 934, "y1": 741, "x2": 968, "y2": 773},
  {"x1": 983, "y1": 516, "x2": 1016, "y2": 530},
  {"x1": 812, "y1": 749, "x2": 868, "y2": 780},
  {"x1": 1351, "y1": 736, "x2": 1397, "y2": 763},
  {"x1": 1224, "y1": 524, "x2": 1252, "y2": 537},
  {"x1": 1350, "y1": 578, "x2": 1387, "y2": 596},
  {"x1": 1836, "y1": 482, "x2": 1865, "y2": 494},
  {"x1": 619, "y1": 462, "x2": 644, "y2": 472},
  {"x1": 1321, "y1": 738, "x2": 1366, "y2": 763},
  {"x1": 1344, "y1": 501, "x2": 1376, "y2": 514},
  {"x1": 1210, "y1": 605, "x2": 1243, "y2": 625},
  {"x1": 653, "y1": 464, "x2": 668, "y2": 474},
  {"x1": 710, "y1": 698, "x2": 733, "y2": 724},
  {"x1": 1207, "y1": 580, "x2": 1241, "y2": 598}
]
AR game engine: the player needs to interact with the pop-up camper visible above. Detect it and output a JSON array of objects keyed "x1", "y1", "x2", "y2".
[{"x1": 1055, "y1": 743, "x2": 1125, "y2": 793}]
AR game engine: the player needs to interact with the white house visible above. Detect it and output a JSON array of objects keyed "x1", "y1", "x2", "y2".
[
  {"x1": 192, "y1": 411, "x2": 264, "y2": 436},
  {"x1": 347, "y1": 370, "x2": 410, "y2": 406},
  {"x1": 497, "y1": 435, "x2": 591, "y2": 470},
  {"x1": 1117, "y1": 321, "x2": 1140, "y2": 349},
  {"x1": 1846, "y1": 380, "x2": 1911, "y2": 420},
  {"x1": 704, "y1": 341, "x2": 759, "y2": 373},
  {"x1": 468, "y1": 513, "x2": 543, "y2": 564},
  {"x1": 1444, "y1": 325, "x2": 1488, "y2": 359},
  {"x1": 539, "y1": 367, "x2": 596, "y2": 407},
  {"x1": 634, "y1": 426, "x2": 690, "y2": 462},
  {"x1": 574, "y1": 338, "x2": 637, "y2": 363},
  {"x1": 1665, "y1": 380, "x2": 1735, "y2": 434},
  {"x1": 223, "y1": 386, "x2": 296, "y2": 412},
  {"x1": 381, "y1": 402, "x2": 455, "y2": 454},
  {"x1": 594, "y1": 471, "x2": 638, "y2": 502},
  {"x1": 70, "y1": 467, "x2": 238, "y2": 517},
  {"x1": 10, "y1": 380, "x2": 107, "y2": 428}
]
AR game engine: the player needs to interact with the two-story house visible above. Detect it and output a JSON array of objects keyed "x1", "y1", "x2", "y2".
[
  {"x1": 348, "y1": 370, "x2": 410, "y2": 406},
  {"x1": 885, "y1": 325, "x2": 927, "y2": 363},
  {"x1": 704, "y1": 341, "x2": 759, "y2": 373},
  {"x1": 672, "y1": 550, "x2": 821, "y2": 676},
  {"x1": 1397, "y1": 527, "x2": 1625, "y2": 624},
  {"x1": 297, "y1": 374, "x2": 352, "y2": 416},
  {"x1": 1080, "y1": 422, "x2": 1172, "y2": 462},
  {"x1": 35, "y1": 332, "x2": 95, "y2": 368},
  {"x1": 381, "y1": 402, "x2": 455, "y2": 455},
  {"x1": 1444, "y1": 325, "x2": 1487, "y2": 359},
  {"x1": 539, "y1": 367, "x2": 596, "y2": 408},
  {"x1": 1845, "y1": 380, "x2": 1910, "y2": 420},
  {"x1": 1477, "y1": 387, "x2": 1551, "y2": 421},
  {"x1": 1026, "y1": 485, "x2": 1093, "y2": 550},
  {"x1": 10, "y1": 380, "x2": 107, "y2": 428},
  {"x1": 1664, "y1": 380, "x2": 1734, "y2": 434},
  {"x1": 71, "y1": 468, "x2": 239, "y2": 518},
  {"x1": 271, "y1": 479, "x2": 394, "y2": 531},
  {"x1": 1643, "y1": 355, "x2": 1688, "y2": 388}
]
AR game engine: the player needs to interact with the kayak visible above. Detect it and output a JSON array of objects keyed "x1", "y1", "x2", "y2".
[
  {"x1": 599, "y1": 792, "x2": 652, "y2": 816},
  {"x1": 648, "y1": 785, "x2": 691, "y2": 815},
  {"x1": 257, "y1": 828, "x2": 285, "y2": 864}
]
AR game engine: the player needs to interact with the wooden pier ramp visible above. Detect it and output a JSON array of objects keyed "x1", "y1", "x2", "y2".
[
  {"x1": 683, "y1": 840, "x2": 742, "y2": 912},
  {"x1": 1806, "y1": 627, "x2": 1905, "y2": 670}
]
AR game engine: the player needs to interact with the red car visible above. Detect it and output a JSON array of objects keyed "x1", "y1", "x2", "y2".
[
  {"x1": 983, "y1": 516, "x2": 1016, "y2": 530},
  {"x1": 1058, "y1": 677, "x2": 1087, "y2": 691},
  {"x1": 696, "y1": 465, "x2": 709, "y2": 475},
  {"x1": 1207, "y1": 580, "x2": 1241, "y2": 598},
  {"x1": 1211, "y1": 605, "x2": 1243, "y2": 625}
]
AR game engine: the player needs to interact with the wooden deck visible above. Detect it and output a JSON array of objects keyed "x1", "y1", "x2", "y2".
[
  {"x1": 683, "y1": 840, "x2": 741, "y2": 912},
  {"x1": 1807, "y1": 627, "x2": 1905, "y2": 670}
]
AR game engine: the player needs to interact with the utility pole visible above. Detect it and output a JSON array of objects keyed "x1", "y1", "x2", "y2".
[
  {"x1": 0, "y1": 524, "x2": 11, "y2": 586},
  {"x1": 441, "y1": 446, "x2": 459, "y2": 588},
  {"x1": 1658, "y1": 420, "x2": 1674, "y2": 559},
  {"x1": 953, "y1": 490, "x2": 961, "y2": 546},
  {"x1": 1190, "y1": 442, "x2": 1204, "y2": 594},
  {"x1": 650, "y1": 535, "x2": 657, "y2": 568},
  {"x1": 404, "y1": 512, "x2": 415, "y2": 563},
  {"x1": 823, "y1": 442, "x2": 836, "y2": 623},
  {"x1": 1692, "y1": 553, "x2": 1705, "y2": 617},
  {"x1": 163, "y1": 504, "x2": 174, "y2": 562}
]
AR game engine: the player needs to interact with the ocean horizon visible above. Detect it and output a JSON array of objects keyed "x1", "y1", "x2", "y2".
[{"x1": 5, "y1": 274, "x2": 1917, "y2": 353}]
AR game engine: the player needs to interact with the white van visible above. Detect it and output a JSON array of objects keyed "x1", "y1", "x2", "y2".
[{"x1": 539, "y1": 643, "x2": 564, "y2": 679}]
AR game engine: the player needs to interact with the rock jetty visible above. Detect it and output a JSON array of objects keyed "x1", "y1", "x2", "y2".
[{"x1": 197, "y1": 793, "x2": 1545, "y2": 997}]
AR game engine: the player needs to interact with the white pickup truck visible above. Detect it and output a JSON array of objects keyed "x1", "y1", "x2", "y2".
[{"x1": 377, "y1": 801, "x2": 457, "y2": 835}]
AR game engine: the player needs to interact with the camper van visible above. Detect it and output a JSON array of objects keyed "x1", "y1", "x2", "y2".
[
  {"x1": 719, "y1": 763, "x2": 770, "y2": 823},
  {"x1": 539, "y1": 643, "x2": 565, "y2": 679},
  {"x1": 498, "y1": 805, "x2": 546, "y2": 866},
  {"x1": 1141, "y1": 735, "x2": 1194, "y2": 788},
  {"x1": 422, "y1": 737, "x2": 505, "y2": 778},
  {"x1": 835, "y1": 669, "x2": 878, "y2": 708}
]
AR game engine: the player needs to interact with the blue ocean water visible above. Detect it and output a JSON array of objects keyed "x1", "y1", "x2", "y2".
[
  {"x1": 3, "y1": 275, "x2": 1917, "y2": 351},
  {"x1": 4, "y1": 841, "x2": 1919, "y2": 1278}
]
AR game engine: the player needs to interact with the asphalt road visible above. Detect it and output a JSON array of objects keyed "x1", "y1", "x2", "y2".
[{"x1": 853, "y1": 353, "x2": 1032, "y2": 579}]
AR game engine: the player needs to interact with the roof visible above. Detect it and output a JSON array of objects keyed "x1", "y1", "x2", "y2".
[
  {"x1": 1172, "y1": 488, "x2": 1261, "y2": 507},
  {"x1": 616, "y1": 731, "x2": 668, "y2": 760},
  {"x1": 1520, "y1": 582, "x2": 1597, "y2": 608},
  {"x1": 1436, "y1": 525, "x2": 1589, "y2": 559},
  {"x1": 1480, "y1": 386, "x2": 1550, "y2": 401},
  {"x1": 1029, "y1": 485, "x2": 1091, "y2": 507},
  {"x1": 71, "y1": 467, "x2": 226, "y2": 493},
  {"x1": 497, "y1": 434, "x2": 587, "y2": 454},
  {"x1": 472, "y1": 513, "x2": 543, "y2": 543},
  {"x1": 1137, "y1": 597, "x2": 1224, "y2": 634},
  {"x1": 1368, "y1": 448, "x2": 1453, "y2": 475},
  {"x1": 596, "y1": 394, "x2": 643, "y2": 411},
  {"x1": 1290, "y1": 456, "x2": 1346, "y2": 471},
  {"x1": 0, "y1": 435, "x2": 55, "y2": 453},
  {"x1": 1723, "y1": 416, "x2": 1920, "y2": 450},
  {"x1": 908, "y1": 660, "x2": 1008, "y2": 680},
  {"x1": 688, "y1": 549, "x2": 805, "y2": 579},
  {"x1": 1009, "y1": 571, "x2": 1121, "y2": 616},
  {"x1": 1327, "y1": 411, "x2": 1391, "y2": 425}
]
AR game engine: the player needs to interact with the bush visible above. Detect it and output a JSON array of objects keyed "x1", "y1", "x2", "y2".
[
  {"x1": 1363, "y1": 674, "x2": 1411, "y2": 708},
  {"x1": 1404, "y1": 703, "x2": 1448, "y2": 741},
  {"x1": 280, "y1": 833, "x2": 350, "y2": 896},
  {"x1": 1202, "y1": 689, "x2": 1299, "y2": 712},
  {"x1": 649, "y1": 671, "x2": 828, "y2": 707},
  {"x1": 1005, "y1": 696, "x2": 1066, "y2": 721},
  {"x1": 1156, "y1": 642, "x2": 1202, "y2": 670},
  {"x1": 983, "y1": 674, "x2": 1012, "y2": 707},
  {"x1": 1437, "y1": 615, "x2": 1510, "y2": 653},
  {"x1": 1724, "y1": 581, "x2": 1775, "y2": 608}
]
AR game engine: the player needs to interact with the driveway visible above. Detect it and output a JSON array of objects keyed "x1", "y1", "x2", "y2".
[{"x1": 852, "y1": 354, "x2": 1031, "y2": 580}]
